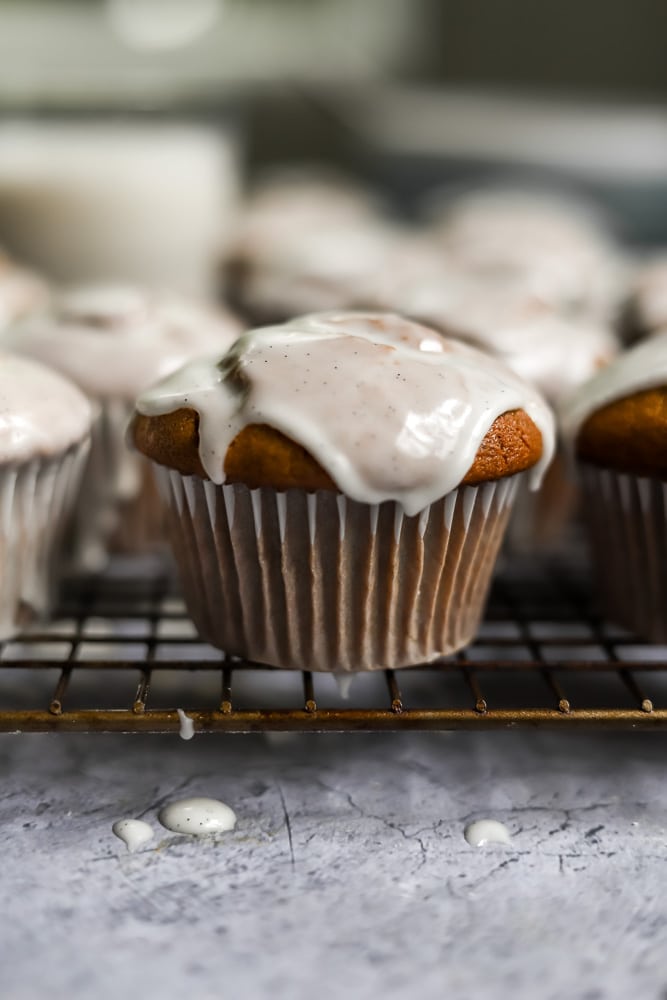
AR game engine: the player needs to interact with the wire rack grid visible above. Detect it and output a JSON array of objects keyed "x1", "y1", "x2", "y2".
[{"x1": 2, "y1": 553, "x2": 667, "y2": 733}]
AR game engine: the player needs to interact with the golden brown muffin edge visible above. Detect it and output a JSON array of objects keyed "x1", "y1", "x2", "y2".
[
  {"x1": 131, "y1": 406, "x2": 543, "y2": 491},
  {"x1": 576, "y1": 386, "x2": 667, "y2": 478}
]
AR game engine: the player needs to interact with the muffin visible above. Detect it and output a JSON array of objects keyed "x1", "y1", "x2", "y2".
[
  {"x1": 224, "y1": 172, "x2": 398, "y2": 323},
  {"x1": 0, "y1": 353, "x2": 92, "y2": 637},
  {"x1": 428, "y1": 188, "x2": 625, "y2": 322},
  {"x1": 131, "y1": 311, "x2": 555, "y2": 672},
  {"x1": 560, "y1": 331, "x2": 667, "y2": 640},
  {"x1": 2, "y1": 283, "x2": 242, "y2": 569},
  {"x1": 0, "y1": 249, "x2": 49, "y2": 330}
]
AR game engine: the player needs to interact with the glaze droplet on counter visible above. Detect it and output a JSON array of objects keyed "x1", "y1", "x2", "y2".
[
  {"x1": 112, "y1": 818, "x2": 154, "y2": 853},
  {"x1": 464, "y1": 820, "x2": 512, "y2": 848},
  {"x1": 136, "y1": 310, "x2": 555, "y2": 516},
  {"x1": 176, "y1": 709, "x2": 195, "y2": 740},
  {"x1": 158, "y1": 797, "x2": 237, "y2": 836}
]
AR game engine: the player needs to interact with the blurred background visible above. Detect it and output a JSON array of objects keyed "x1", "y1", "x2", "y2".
[{"x1": 0, "y1": 0, "x2": 666, "y2": 292}]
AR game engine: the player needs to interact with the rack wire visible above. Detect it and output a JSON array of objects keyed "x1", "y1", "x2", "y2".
[{"x1": 2, "y1": 553, "x2": 667, "y2": 733}]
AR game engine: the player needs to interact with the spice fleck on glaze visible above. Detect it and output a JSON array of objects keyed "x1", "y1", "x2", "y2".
[
  {"x1": 136, "y1": 311, "x2": 555, "y2": 516},
  {"x1": 112, "y1": 818, "x2": 154, "y2": 853},
  {"x1": 176, "y1": 708, "x2": 195, "y2": 740},
  {"x1": 158, "y1": 797, "x2": 237, "y2": 836},
  {"x1": 464, "y1": 819, "x2": 512, "y2": 848}
]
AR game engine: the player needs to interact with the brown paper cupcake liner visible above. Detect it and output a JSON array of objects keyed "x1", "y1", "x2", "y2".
[
  {"x1": 0, "y1": 439, "x2": 89, "y2": 639},
  {"x1": 507, "y1": 447, "x2": 579, "y2": 552},
  {"x1": 154, "y1": 469, "x2": 522, "y2": 671},
  {"x1": 70, "y1": 399, "x2": 166, "y2": 571},
  {"x1": 580, "y1": 462, "x2": 667, "y2": 641}
]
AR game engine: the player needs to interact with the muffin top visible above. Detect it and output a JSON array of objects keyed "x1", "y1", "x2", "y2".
[
  {"x1": 0, "y1": 250, "x2": 49, "y2": 331},
  {"x1": 2, "y1": 284, "x2": 242, "y2": 400},
  {"x1": 132, "y1": 311, "x2": 555, "y2": 515},
  {"x1": 429, "y1": 189, "x2": 622, "y2": 320},
  {"x1": 560, "y1": 331, "x2": 667, "y2": 476},
  {"x1": 0, "y1": 352, "x2": 93, "y2": 463}
]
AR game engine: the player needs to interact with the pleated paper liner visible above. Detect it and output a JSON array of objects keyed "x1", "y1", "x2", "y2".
[
  {"x1": 69, "y1": 399, "x2": 166, "y2": 571},
  {"x1": 506, "y1": 447, "x2": 580, "y2": 553},
  {"x1": 0, "y1": 439, "x2": 89, "y2": 639},
  {"x1": 581, "y1": 462, "x2": 667, "y2": 642},
  {"x1": 155, "y1": 470, "x2": 522, "y2": 672}
]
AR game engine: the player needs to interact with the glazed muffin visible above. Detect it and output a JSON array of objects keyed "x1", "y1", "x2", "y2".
[
  {"x1": 224, "y1": 172, "x2": 398, "y2": 323},
  {"x1": 0, "y1": 249, "x2": 49, "y2": 330},
  {"x1": 131, "y1": 311, "x2": 555, "y2": 672},
  {"x1": 3, "y1": 284, "x2": 242, "y2": 569},
  {"x1": 560, "y1": 332, "x2": 667, "y2": 640},
  {"x1": 0, "y1": 353, "x2": 92, "y2": 637},
  {"x1": 428, "y1": 188, "x2": 624, "y2": 322}
]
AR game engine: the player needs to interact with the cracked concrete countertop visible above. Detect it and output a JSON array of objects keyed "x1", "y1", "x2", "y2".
[{"x1": 1, "y1": 729, "x2": 666, "y2": 1000}]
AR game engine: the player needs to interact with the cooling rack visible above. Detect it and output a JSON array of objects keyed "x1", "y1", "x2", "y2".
[{"x1": 2, "y1": 552, "x2": 667, "y2": 733}]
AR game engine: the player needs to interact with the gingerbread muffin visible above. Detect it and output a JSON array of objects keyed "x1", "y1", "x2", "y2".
[
  {"x1": 131, "y1": 311, "x2": 555, "y2": 672},
  {"x1": 560, "y1": 331, "x2": 667, "y2": 640},
  {"x1": 2, "y1": 283, "x2": 242, "y2": 569},
  {"x1": 428, "y1": 187, "x2": 625, "y2": 322},
  {"x1": 0, "y1": 353, "x2": 93, "y2": 637}
]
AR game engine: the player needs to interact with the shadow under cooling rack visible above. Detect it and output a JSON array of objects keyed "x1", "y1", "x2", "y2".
[{"x1": 2, "y1": 554, "x2": 667, "y2": 733}]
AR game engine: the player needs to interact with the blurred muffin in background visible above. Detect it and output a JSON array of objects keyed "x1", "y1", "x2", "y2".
[
  {"x1": 560, "y1": 331, "x2": 667, "y2": 641},
  {"x1": 223, "y1": 170, "x2": 401, "y2": 323},
  {"x1": 425, "y1": 187, "x2": 627, "y2": 323},
  {"x1": 0, "y1": 249, "x2": 49, "y2": 330},
  {"x1": 0, "y1": 354, "x2": 92, "y2": 636},
  {"x1": 2, "y1": 283, "x2": 242, "y2": 570}
]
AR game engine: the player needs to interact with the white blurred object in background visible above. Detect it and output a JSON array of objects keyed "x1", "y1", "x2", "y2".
[
  {"x1": 0, "y1": 121, "x2": 240, "y2": 298},
  {"x1": 106, "y1": 0, "x2": 223, "y2": 52}
]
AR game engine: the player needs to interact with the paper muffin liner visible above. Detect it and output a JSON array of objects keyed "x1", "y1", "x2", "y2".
[
  {"x1": 154, "y1": 469, "x2": 522, "y2": 671},
  {"x1": 69, "y1": 399, "x2": 165, "y2": 571},
  {"x1": 507, "y1": 447, "x2": 579, "y2": 552},
  {"x1": 0, "y1": 439, "x2": 89, "y2": 639},
  {"x1": 580, "y1": 462, "x2": 667, "y2": 642}
]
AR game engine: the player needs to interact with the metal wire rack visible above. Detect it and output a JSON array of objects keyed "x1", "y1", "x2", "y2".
[{"x1": 2, "y1": 552, "x2": 667, "y2": 733}]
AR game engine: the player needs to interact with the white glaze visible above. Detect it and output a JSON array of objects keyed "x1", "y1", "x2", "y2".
[
  {"x1": 334, "y1": 674, "x2": 355, "y2": 700},
  {"x1": 3, "y1": 284, "x2": 243, "y2": 400},
  {"x1": 358, "y1": 248, "x2": 619, "y2": 403},
  {"x1": 432, "y1": 188, "x2": 622, "y2": 318},
  {"x1": 137, "y1": 311, "x2": 555, "y2": 516},
  {"x1": 464, "y1": 819, "x2": 512, "y2": 848},
  {"x1": 112, "y1": 818, "x2": 154, "y2": 853},
  {"x1": 559, "y1": 330, "x2": 667, "y2": 443},
  {"x1": 176, "y1": 709, "x2": 195, "y2": 740},
  {"x1": 158, "y1": 797, "x2": 237, "y2": 836},
  {"x1": 0, "y1": 353, "x2": 93, "y2": 462}
]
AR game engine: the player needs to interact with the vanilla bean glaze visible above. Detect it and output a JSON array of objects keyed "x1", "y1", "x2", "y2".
[{"x1": 136, "y1": 311, "x2": 555, "y2": 516}]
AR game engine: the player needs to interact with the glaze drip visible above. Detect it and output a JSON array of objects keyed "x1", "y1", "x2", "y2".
[{"x1": 137, "y1": 311, "x2": 555, "y2": 516}]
